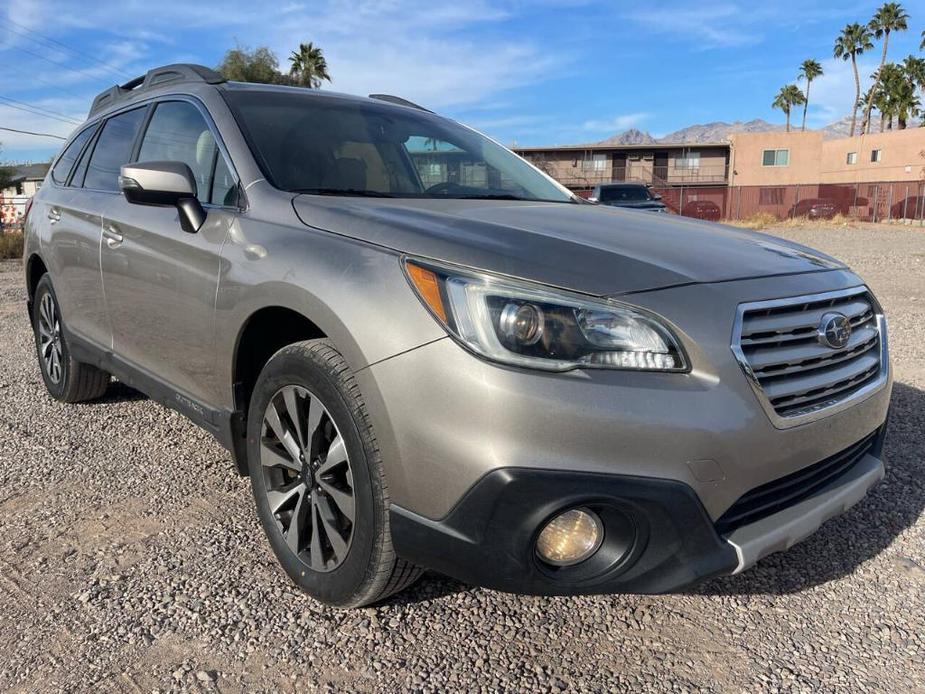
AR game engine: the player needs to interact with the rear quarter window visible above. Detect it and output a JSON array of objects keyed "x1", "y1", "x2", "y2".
[{"x1": 50, "y1": 125, "x2": 96, "y2": 185}]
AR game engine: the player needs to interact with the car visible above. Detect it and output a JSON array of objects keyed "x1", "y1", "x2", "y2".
[
  {"x1": 790, "y1": 197, "x2": 841, "y2": 220},
  {"x1": 589, "y1": 183, "x2": 667, "y2": 212},
  {"x1": 24, "y1": 64, "x2": 892, "y2": 607},
  {"x1": 681, "y1": 199, "x2": 723, "y2": 221}
]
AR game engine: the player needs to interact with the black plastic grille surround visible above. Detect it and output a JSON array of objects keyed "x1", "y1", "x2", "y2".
[{"x1": 715, "y1": 431, "x2": 879, "y2": 535}]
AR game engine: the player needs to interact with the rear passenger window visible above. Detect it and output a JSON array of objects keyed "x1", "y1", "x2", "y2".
[
  {"x1": 83, "y1": 107, "x2": 146, "y2": 191},
  {"x1": 138, "y1": 101, "x2": 223, "y2": 204},
  {"x1": 50, "y1": 125, "x2": 95, "y2": 185}
]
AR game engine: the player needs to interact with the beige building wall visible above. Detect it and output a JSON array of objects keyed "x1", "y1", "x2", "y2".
[
  {"x1": 730, "y1": 128, "x2": 925, "y2": 186},
  {"x1": 728, "y1": 131, "x2": 824, "y2": 186},
  {"x1": 820, "y1": 129, "x2": 925, "y2": 183}
]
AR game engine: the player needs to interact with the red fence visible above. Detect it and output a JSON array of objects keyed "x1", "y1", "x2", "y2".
[{"x1": 639, "y1": 182, "x2": 925, "y2": 223}]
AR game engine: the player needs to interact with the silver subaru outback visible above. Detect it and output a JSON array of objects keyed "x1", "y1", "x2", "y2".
[{"x1": 23, "y1": 64, "x2": 892, "y2": 607}]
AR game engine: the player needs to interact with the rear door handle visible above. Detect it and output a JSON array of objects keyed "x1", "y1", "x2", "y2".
[
  {"x1": 103, "y1": 225, "x2": 123, "y2": 248},
  {"x1": 47, "y1": 207, "x2": 61, "y2": 224}
]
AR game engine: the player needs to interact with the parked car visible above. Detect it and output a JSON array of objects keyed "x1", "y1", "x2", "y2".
[
  {"x1": 790, "y1": 198, "x2": 841, "y2": 220},
  {"x1": 890, "y1": 196, "x2": 924, "y2": 220},
  {"x1": 681, "y1": 199, "x2": 722, "y2": 221},
  {"x1": 24, "y1": 64, "x2": 892, "y2": 607},
  {"x1": 589, "y1": 183, "x2": 667, "y2": 212}
]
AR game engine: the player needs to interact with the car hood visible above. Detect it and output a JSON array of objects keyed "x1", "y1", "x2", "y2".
[{"x1": 292, "y1": 197, "x2": 844, "y2": 296}]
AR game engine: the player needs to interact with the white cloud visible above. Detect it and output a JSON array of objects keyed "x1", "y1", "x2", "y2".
[
  {"x1": 804, "y1": 55, "x2": 879, "y2": 126},
  {"x1": 581, "y1": 113, "x2": 649, "y2": 132}
]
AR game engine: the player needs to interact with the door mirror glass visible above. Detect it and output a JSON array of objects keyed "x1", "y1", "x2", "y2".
[{"x1": 120, "y1": 161, "x2": 205, "y2": 233}]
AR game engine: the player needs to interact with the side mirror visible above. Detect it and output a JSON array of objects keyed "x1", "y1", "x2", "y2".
[
  {"x1": 119, "y1": 161, "x2": 206, "y2": 234},
  {"x1": 587, "y1": 196, "x2": 599, "y2": 203},
  {"x1": 652, "y1": 193, "x2": 663, "y2": 200}
]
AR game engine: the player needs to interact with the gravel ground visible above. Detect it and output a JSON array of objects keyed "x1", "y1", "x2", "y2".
[{"x1": 0, "y1": 222, "x2": 923, "y2": 693}]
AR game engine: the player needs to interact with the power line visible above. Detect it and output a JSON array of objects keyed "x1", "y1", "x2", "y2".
[
  {"x1": 0, "y1": 126, "x2": 66, "y2": 140},
  {"x1": 0, "y1": 96, "x2": 81, "y2": 124},
  {"x1": 12, "y1": 42, "x2": 122, "y2": 87},
  {"x1": 0, "y1": 100, "x2": 81, "y2": 126},
  {"x1": 2, "y1": 21, "x2": 132, "y2": 82}
]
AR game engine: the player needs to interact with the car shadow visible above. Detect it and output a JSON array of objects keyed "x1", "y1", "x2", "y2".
[
  {"x1": 693, "y1": 381, "x2": 925, "y2": 596},
  {"x1": 380, "y1": 572, "x2": 474, "y2": 607},
  {"x1": 97, "y1": 379, "x2": 148, "y2": 404}
]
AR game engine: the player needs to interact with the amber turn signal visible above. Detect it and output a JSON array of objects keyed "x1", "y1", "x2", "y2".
[{"x1": 406, "y1": 262, "x2": 448, "y2": 323}]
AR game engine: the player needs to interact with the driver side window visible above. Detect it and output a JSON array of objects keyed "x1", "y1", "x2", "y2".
[{"x1": 138, "y1": 101, "x2": 230, "y2": 205}]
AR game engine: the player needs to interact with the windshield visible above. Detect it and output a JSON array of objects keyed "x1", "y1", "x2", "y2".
[
  {"x1": 223, "y1": 88, "x2": 574, "y2": 203},
  {"x1": 599, "y1": 185, "x2": 654, "y2": 203}
]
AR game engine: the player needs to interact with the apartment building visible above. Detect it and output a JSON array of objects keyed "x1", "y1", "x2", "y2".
[{"x1": 514, "y1": 143, "x2": 730, "y2": 190}]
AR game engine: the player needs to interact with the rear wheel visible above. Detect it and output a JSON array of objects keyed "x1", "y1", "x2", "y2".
[
  {"x1": 246, "y1": 339, "x2": 421, "y2": 607},
  {"x1": 32, "y1": 275, "x2": 110, "y2": 403}
]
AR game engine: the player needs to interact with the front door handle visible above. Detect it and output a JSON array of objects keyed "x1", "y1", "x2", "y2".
[
  {"x1": 47, "y1": 207, "x2": 61, "y2": 224},
  {"x1": 103, "y1": 225, "x2": 123, "y2": 248}
]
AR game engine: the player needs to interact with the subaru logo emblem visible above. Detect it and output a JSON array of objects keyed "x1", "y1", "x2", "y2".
[{"x1": 818, "y1": 312, "x2": 851, "y2": 349}]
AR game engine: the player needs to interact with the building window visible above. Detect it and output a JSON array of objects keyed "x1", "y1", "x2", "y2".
[
  {"x1": 846, "y1": 152, "x2": 858, "y2": 165},
  {"x1": 761, "y1": 149, "x2": 789, "y2": 167},
  {"x1": 580, "y1": 153, "x2": 608, "y2": 171},
  {"x1": 759, "y1": 187, "x2": 785, "y2": 205},
  {"x1": 870, "y1": 149, "x2": 882, "y2": 163},
  {"x1": 675, "y1": 151, "x2": 700, "y2": 170}
]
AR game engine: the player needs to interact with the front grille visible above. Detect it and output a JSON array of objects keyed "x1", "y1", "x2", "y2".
[
  {"x1": 733, "y1": 287, "x2": 884, "y2": 423},
  {"x1": 715, "y1": 431, "x2": 878, "y2": 535}
]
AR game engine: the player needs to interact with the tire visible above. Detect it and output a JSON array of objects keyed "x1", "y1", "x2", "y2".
[
  {"x1": 32, "y1": 274, "x2": 110, "y2": 403},
  {"x1": 246, "y1": 339, "x2": 421, "y2": 607}
]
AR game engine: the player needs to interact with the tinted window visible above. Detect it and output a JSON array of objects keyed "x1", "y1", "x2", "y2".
[
  {"x1": 83, "y1": 107, "x2": 146, "y2": 191},
  {"x1": 50, "y1": 126, "x2": 95, "y2": 185},
  {"x1": 224, "y1": 90, "x2": 572, "y2": 202},
  {"x1": 138, "y1": 101, "x2": 219, "y2": 204},
  {"x1": 210, "y1": 154, "x2": 238, "y2": 206},
  {"x1": 600, "y1": 186, "x2": 651, "y2": 202}
]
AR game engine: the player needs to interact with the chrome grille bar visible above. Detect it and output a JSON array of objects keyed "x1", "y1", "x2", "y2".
[{"x1": 731, "y1": 286, "x2": 889, "y2": 428}]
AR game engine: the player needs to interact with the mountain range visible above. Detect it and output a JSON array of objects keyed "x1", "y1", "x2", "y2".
[{"x1": 595, "y1": 115, "x2": 918, "y2": 145}]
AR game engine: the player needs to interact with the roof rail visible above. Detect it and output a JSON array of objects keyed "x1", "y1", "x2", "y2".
[
  {"x1": 367, "y1": 94, "x2": 432, "y2": 113},
  {"x1": 88, "y1": 64, "x2": 226, "y2": 118}
]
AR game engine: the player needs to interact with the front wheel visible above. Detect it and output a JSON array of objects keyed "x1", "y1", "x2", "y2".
[{"x1": 246, "y1": 339, "x2": 421, "y2": 607}]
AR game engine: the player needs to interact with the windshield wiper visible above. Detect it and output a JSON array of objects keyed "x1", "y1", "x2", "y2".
[
  {"x1": 437, "y1": 193, "x2": 528, "y2": 201},
  {"x1": 292, "y1": 188, "x2": 396, "y2": 198}
]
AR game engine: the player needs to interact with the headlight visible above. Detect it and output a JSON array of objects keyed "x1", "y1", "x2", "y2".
[{"x1": 404, "y1": 259, "x2": 688, "y2": 372}]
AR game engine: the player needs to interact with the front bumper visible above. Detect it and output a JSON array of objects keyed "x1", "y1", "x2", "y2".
[
  {"x1": 355, "y1": 269, "x2": 892, "y2": 593},
  {"x1": 390, "y1": 425, "x2": 886, "y2": 595}
]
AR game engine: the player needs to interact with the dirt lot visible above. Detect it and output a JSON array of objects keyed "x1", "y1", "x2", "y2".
[{"x1": 0, "y1": 222, "x2": 923, "y2": 692}]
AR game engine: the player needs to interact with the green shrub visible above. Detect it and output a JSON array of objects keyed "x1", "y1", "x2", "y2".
[{"x1": 0, "y1": 232, "x2": 24, "y2": 260}]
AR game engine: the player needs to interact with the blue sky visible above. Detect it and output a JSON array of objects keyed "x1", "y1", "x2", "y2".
[{"x1": 2, "y1": 0, "x2": 925, "y2": 162}]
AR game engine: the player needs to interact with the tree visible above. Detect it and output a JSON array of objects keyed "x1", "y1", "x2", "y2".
[
  {"x1": 772, "y1": 84, "x2": 806, "y2": 132},
  {"x1": 216, "y1": 45, "x2": 291, "y2": 85},
  {"x1": 0, "y1": 146, "x2": 13, "y2": 194},
  {"x1": 288, "y1": 42, "x2": 332, "y2": 88},
  {"x1": 798, "y1": 59, "x2": 824, "y2": 131},
  {"x1": 862, "y1": 3, "x2": 909, "y2": 134},
  {"x1": 834, "y1": 23, "x2": 874, "y2": 137}
]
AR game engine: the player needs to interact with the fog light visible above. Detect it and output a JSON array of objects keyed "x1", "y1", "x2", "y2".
[{"x1": 535, "y1": 508, "x2": 603, "y2": 566}]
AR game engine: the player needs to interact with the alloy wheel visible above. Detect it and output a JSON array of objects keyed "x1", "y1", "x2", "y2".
[
  {"x1": 37, "y1": 292, "x2": 63, "y2": 384},
  {"x1": 260, "y1": 385, "x2": 355, "y2": 572}
]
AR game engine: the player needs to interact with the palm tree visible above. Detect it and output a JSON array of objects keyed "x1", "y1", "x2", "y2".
[
  {"x1": 834, "y1": 23, "x2": 874, "y2": 137},
  {"x1": 288, "y1": 42, "x2": 332, "y2": 88},
  {"x1": 921, "y1": 29, "x2": 925, "y2": 50},
  {"x1": 798, "y1": 59, "x2": 824, "y2": 131},
  {"x1": 862, "y1": 3, "x2": 909, "y2": 134},
  {"x1": 772, "y1": 84, "x2": 806, "y2": 132},
  {"x1": 903, "y1": 55, "x2": 925, "y2": 96}
]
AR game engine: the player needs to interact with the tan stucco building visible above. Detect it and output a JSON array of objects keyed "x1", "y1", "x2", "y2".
[{"x1": 729, "y1": 129, "x2": 925, "y2": 187}]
